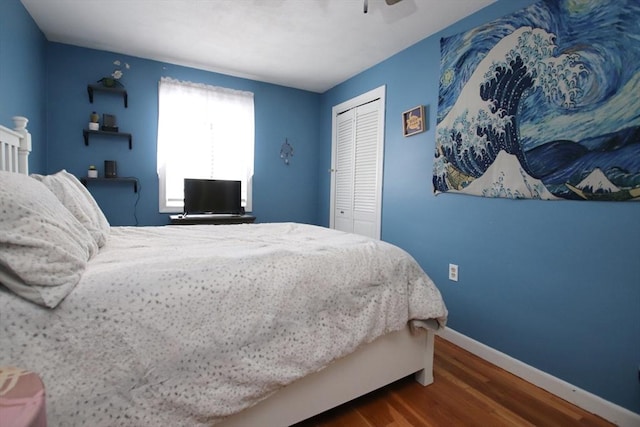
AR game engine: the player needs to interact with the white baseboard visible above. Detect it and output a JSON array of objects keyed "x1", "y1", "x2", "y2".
[{"x1": 437, "y1": 328, "x2": 640, "y2": 427}]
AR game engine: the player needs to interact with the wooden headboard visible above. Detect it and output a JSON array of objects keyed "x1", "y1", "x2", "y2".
[{"x1": 0, "y1": 116, "x2": 31, "y2": 174}]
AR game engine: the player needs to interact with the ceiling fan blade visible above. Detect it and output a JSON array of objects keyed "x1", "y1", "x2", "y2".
[{"x1": 385, "y1": 0, "x2": 403, "y2": 5}]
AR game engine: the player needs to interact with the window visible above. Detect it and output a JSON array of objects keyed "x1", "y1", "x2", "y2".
[{"x1": 157, "y1": 77, "x2": 254, "y2": 212}]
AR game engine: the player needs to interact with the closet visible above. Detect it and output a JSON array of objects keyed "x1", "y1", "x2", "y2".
[{"x1": 330, "y1": 86, "x2": 385, "y2": 239}]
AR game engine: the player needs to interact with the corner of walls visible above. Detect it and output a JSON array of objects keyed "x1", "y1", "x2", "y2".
[{"x1": 0, "y1": 0, "x2": 47, "y2": 173}]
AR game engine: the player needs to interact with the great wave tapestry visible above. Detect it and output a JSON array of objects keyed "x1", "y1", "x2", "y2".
[{"x1": 433, "y1": 0, "x2": 640, "y2": 201}]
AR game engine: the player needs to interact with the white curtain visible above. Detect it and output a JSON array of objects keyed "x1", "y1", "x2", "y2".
[{"x1": 157, "y1": 77, "x2": 254, "y2": 211}]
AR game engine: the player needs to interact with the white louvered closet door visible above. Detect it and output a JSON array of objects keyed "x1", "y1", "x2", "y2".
[
  {"x1": 331, "y1": 97, "x2": 383, "y2": 239},
  {"x1": 334, "y1": 108, "x2": 355, "y2": 234}
]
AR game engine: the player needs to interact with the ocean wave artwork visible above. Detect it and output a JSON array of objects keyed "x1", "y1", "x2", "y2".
[{"x1": 433, "y1": 0, "x2": 640, "y2": 201}]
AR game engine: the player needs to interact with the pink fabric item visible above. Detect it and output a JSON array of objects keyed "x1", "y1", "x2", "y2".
[{"x1": 0, "y1": 367, "x2": 46, "y2": 427}]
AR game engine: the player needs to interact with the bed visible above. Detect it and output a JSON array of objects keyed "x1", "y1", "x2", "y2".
[{"x1": 0, "y1": 117, "x2": 448, "y2": 426}]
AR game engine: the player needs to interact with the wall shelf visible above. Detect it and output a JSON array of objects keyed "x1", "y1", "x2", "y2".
[
  {"x1": 81, "y1": 177, "x2": 138, "y2": 193},
  {"x1": 87, "y1": 84, "x2": 128, "y2": 108},
  {"x1": 83, "y1": 129, "x2": 132, "y2": 149}
]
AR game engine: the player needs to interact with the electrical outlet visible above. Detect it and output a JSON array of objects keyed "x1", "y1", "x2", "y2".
[{"x1": 449, "y1": 264, "x2": 459, "y2": 282}]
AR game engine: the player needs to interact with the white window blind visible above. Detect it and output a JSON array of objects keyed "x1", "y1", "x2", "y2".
[{"x1": 157, "y1": 77, "x2": 255, "y2": 212}]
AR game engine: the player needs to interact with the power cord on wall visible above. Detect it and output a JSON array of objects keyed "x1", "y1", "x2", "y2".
[
  {"x1": 120, "y1": 176, "x2": 141, "y2": 226},
  {"x1": 132, "y1": 177, "x2": 141, "y2": 226}
]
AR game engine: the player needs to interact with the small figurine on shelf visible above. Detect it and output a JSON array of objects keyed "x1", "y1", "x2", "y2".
[
  {"x1": 89, "y1": 111, "x2": 99, "y2": 130},
  {"x1": 88, "y1": 165, "x2": 98, "y2": 178}
]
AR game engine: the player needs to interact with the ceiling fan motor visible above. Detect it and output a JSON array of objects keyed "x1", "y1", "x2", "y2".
[{"x1": 364, "y1": 0, "x2": 403, "y2": 14}]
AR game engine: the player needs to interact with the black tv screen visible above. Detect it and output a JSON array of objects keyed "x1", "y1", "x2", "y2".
[{"x1": 183, "y1": 178, "x2": 242, "y2": 215}]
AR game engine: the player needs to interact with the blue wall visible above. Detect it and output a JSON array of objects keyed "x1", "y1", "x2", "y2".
[
  {"x1": 0, "y1": 0, "x2": 47, "y2": 172},
  {"x1": 2, "y1": 0, "x2": 638, "y2": 416},
  {"x1": 320, "y1": 0, "x2": 640, "y2": 415},
  {"x1": 44, "y1": 43, "x2": 321, "y2": 226}
]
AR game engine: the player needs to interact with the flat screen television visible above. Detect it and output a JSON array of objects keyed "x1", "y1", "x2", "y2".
[{"x1": 183, "y1": 178, "x2": 242, "y2": 216}]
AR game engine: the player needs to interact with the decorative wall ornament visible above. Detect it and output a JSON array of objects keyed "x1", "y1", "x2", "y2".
[
  {"x1": 280, "y1": 138, "x2": 294, "y2": 165},
  {"x1": 98, "y1": 59, "x2": 130, "y2": 88},
  {"x1": 433, "y1": 0, "x2": 640, "y2": 201},
  {"x1": 402, "y1": 105, "x2": 426, "y2": 137}
]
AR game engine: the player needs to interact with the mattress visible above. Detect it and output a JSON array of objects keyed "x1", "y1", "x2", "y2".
[{"x1": 0, "y1": 222, "x2": 447, "y2": 426}]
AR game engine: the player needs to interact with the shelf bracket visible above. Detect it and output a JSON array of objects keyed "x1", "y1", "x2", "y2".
[
  {"x1": 83, "y1": 129, "x2": 133, "y2": 150},
  {"x1": 87, "y1": 84, "x2": 128, "y2": 108}
]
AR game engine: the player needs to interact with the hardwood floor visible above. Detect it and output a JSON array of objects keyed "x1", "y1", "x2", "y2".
[{"x1": 294, "y1": 336, "x2": 614, "y2": 427}]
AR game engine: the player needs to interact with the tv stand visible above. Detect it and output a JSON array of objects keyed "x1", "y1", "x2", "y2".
[{"x1": 169, "y1": 214, "x2": 256, "y2": 225}]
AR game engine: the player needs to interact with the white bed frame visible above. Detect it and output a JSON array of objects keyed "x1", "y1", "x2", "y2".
[
  {"x1": 1, "y1": 116, "x2": 436, "y2": 426},
  {"x1": 220, "y1": 327, "x2": 435, "y2": 427},
  {"x1": 0, "y1": 116, "x2": 31, "y2": 175}
]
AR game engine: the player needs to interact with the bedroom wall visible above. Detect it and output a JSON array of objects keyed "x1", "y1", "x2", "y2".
[
  {"x1": 4, "y1": 0, "x2": 638, "y2": 416},
  {"x1": 44, "y1": 43, "x2": 321, "y2": 226},
  {"x1": 0, "y1": 0, "x2": 47, "y2": 172},
  {"x1": 319, "y1": 0, "x2": 640, "y2": 416}
]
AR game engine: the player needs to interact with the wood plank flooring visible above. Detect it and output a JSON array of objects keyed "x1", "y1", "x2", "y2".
[{"x1": 294, "y1": 336, "x2": 614, "y2": 427}]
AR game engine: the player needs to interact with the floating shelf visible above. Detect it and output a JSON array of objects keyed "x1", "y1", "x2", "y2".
[
  {"x1": 81, "y1": 177, "x2": 138, "y2": 193},
  {"x1": 87, "y1": 84, "x2": 128, "y2": 108},
  {"x1": 83, "y1": 129, "x2": 132, "y2": 150}
]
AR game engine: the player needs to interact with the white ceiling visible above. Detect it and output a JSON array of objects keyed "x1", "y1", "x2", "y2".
[{"x1": 21, "y1": 0, "x2": 495, "y2": 93}]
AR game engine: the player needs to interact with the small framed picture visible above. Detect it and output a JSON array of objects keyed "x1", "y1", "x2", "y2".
[{"x1": 402, "y1": 105, "x2": 426, "y2": 137}]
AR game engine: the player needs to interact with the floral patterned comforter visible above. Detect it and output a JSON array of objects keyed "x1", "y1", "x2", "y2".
[{"x1": 0, "y1": 222, "x2": 447, "y2": 426}]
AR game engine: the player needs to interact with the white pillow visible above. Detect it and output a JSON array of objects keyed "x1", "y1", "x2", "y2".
[
  {"x1": 0, "y1": 171, "x2": 98, "y2": 308},
  {"x1": 31, "y1": 170, "x2": 110, "y2": 247}
]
